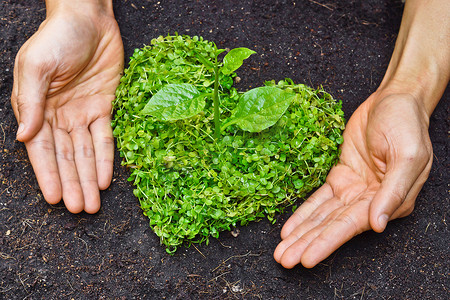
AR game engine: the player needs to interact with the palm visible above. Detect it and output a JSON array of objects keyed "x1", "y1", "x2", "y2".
[
  {"x1": 12, "y1": 12, "x2": 124, "y2": 213},
  {"x1": 274, "y1": 93, "x2": 433, "y2": 268}
]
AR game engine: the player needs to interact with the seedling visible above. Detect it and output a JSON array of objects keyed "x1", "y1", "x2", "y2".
[
  {"x1": 113, "y1": 34, "x2": 345, "y2": 253},
  {"x1": 141, "y1": 46, "x2": 295, "y2": 140}
]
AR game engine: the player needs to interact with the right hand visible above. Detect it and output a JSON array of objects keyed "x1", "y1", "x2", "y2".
[{"x1": 11, "y1": 3, "x2": 124, "y2": 213}]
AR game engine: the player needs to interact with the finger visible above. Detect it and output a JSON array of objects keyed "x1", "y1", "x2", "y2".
[
  {"x1": 13, "y1": 50, "x2": 51, "y2": 142},
  {"x1": 369, "y1": 152, "x2": 431, "y2": 232},
  {"x1": 278, "y1": 196, "x2": 344, "y2": 250},
  {"x1": 300, "y1": 200, "x2": 371, "y2": 268},
  {"x1": 89, "y1": 115, "x2": 114, "y2": 190},
  {"x1": 274, "y1": 203, "x2": 347, "y2": 266},
  {"x1": 53, "y1": 128, "x2": 84, "y2": 214},
  {"x1": 70, "y1": 127, "x2": 101, "y2": 214},
  {"x1": 278, "y1": 199, "x2": 371, "y2": 269},
  {"x1": 280, "y1": 183, "x2": 334, "y2": 239},
  {"x1": 275, "y1": 227, "x2": 319, "y2": 269},
  {"x1": 25, "y1": 122, "x2": 62, "y2": 204}
]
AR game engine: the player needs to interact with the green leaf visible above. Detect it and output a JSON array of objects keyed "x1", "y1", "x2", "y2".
[
  {"x1": 222, "y1": 86, "x2": 295, "y2": 132},
  {"x1": 215, "y1": 48, "x2": 227, "y2": 56},
  {"x1": 194, "y1": 51, "x2": 214, "y2": 69},
  {"x1": 221, "y1": 48, "x2": 256, "y2": 75},
  {"x1": 142, "y1": 83, "x2": 206, "y2": 121}
]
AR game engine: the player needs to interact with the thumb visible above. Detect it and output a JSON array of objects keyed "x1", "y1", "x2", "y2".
[
  {"x1": 12, "y1": 52, "x2": 50, "y2": 142},
  {"x1": 369, "y1": 152, "x2": 430, "y2": 233}
]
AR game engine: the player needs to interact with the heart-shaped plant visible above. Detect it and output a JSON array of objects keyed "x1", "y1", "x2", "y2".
[{"x1": 113, "y1": 34, "x2": 345, "y2": 253}]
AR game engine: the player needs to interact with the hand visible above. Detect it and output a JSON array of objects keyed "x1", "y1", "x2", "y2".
[
  {"x1": 11, "y1": 3, "x2": 124, "y2": 213},
  {"x1": 274, "y1": 92, "x2": 433, "y2": 268}
]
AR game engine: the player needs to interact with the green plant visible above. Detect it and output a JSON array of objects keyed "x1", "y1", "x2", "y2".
[
  {"x1": 141, "y1": 46, "x2": 294, "y2": 139},
  {"x1": 113, "y1": 34, "x2": 345, "y2": 253}
]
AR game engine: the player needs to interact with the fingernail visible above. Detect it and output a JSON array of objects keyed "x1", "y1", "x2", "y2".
[
  {"x1": 378, "y1": 214, "x2": 389, "y2": 229},
  {"x1": 16, "y1": 123, "x2": 25, "y2": 137}
]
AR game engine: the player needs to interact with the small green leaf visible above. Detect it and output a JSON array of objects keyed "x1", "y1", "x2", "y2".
[
  {"x1": 194, "y1": 52, "x2": 214, "y2": 69},
  {"x1": 222, "y1": 86, "x2": 295, "y2": 132},
  {"x1": 221, "y1": 48, "x2": 256, "y2": 75},
  {"x1": 142, "y1": 83, "x2": 206, "y2": 121},
  {"x1": 215, "y1": 48, "x2": 227, "y2": 56}
]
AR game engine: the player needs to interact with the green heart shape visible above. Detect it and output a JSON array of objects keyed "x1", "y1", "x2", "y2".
[{"x1": 113, "y1": 34, "x2": 345, "y2": 254}]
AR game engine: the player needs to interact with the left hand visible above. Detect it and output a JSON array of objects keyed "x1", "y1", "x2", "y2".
[{"x1": 274, "y1": 92, "x2": 433, "y2": 268}]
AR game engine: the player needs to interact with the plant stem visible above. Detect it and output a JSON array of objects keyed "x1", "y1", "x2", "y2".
[{"x1": 213, "y1": 62, "x2": 220, "y2": 140}]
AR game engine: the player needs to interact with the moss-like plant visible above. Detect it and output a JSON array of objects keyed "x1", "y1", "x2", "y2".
[{"x1": 113, "y1": 34, "x2": 345, "y2": 253}]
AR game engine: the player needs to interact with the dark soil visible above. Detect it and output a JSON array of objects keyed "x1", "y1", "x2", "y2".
[{"x1": 1, "y1": 0, "x2": 448, "y2": 299}]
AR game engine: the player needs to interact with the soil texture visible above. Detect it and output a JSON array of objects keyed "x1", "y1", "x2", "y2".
[{"x1": 0, "y1": 0, "x2": 448, "y2": 299}]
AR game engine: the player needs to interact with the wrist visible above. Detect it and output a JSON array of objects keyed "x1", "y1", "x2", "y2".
[
  {"x1": 45, "y1": 0, "x2": 114, "y2": 18},
  {"x1": 377, "y1": 63, "x2": 446, "y2": 119},
  {"x1": 377, "y1": 0, "x2": 450, "y2": 118}
]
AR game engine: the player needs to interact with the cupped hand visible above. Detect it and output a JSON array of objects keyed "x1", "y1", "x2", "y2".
[
  {"x1": 11, "y1": 7, "x2": 124, "y2": 213},
  {"x1": 274, "y1": 92, "x2": 433, "y2": 268}
]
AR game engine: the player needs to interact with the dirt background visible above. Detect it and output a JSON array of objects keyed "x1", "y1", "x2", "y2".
[{"x1": 0, "y1": 0, "x2": 448, "y2": 299}]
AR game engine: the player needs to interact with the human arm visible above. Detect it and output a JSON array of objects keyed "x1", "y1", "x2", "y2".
[
  {"x1": 11, "y1": 0, "x2": 124, "y2": 213},
  {"x1": 274, "y1": 0, "x2": 450, "y2": 268}
]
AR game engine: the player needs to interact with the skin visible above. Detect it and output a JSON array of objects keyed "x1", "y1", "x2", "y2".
[
  {"x1": 11, "y1": 0, "x2": 449, "y2": 267},
  {"x1": 11, "y1": 0, "x2": 124, "y2": 214},
  {"x1": 274, "y1": 0, "x2": 450, "y2": 268}
]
